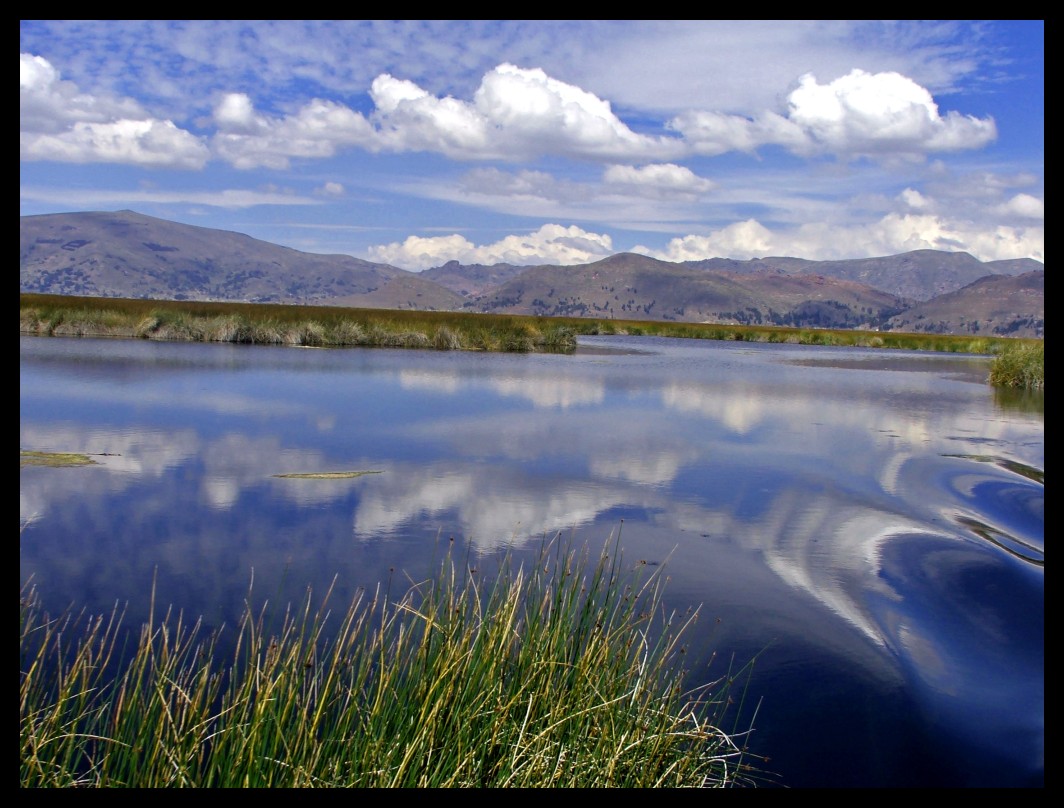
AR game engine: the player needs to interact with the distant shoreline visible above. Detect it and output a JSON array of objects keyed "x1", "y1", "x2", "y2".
[{"x1": 20, "y1": 292, "x2": 1043, "y2": 387}]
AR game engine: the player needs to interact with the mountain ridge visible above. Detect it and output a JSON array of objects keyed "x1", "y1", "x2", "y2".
[{"x1": 20, "y1": 210, "x2": 1044, "y2": 337}]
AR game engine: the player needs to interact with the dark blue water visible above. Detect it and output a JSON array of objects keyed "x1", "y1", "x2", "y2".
[{"x1": 19, "y1": 334, "x2": 1043, "y2": 787}]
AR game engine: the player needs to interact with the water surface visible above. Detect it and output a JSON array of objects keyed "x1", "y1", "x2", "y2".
[{"x1": 19, "y1": 334, "x2": 1043, "y2": 787}]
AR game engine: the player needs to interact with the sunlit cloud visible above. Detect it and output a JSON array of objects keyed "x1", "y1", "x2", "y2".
[
  {"x1": 671, "y1": 69, "x2": 996, "y2": 160},
  {"x1": 602, "y1": 163, "x2": 716, "y2": 198},
  {"x1": 368, "y1": 223, "x2": 615, "y2": 270},
  {"x1": 212, "y1": 92, "x2": 375, "y2": 170},
  {"x1": 636, "y1": 213, "x2": 1044, "y2": 264},
  {"x1": 997, "y1": 193, "x2": 1044, "y2": 220},
  {"x1": 20, "y1": 53, "x2": 209, "y2": 168}
]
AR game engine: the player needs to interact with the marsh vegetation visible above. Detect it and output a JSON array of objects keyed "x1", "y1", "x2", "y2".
[
  {"x1": 20, "y1": 537, "x2": 761, "y2": 788},
  {"x1": 20, "y1": 294, "x2": 1043, "y2": 388}
]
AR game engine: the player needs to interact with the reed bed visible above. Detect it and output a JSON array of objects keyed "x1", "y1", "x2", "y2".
[
  {"x1": 22, "y1": 293, "x2": 1040, "y2": 363},
  {"x1": 25, "y1": 294, "x2": 1042, "y2": 389},
  {"x1": 20, "y1": 537, "x2": 761, "y2": 788},
  {"x1": 19, "y1": 295, "x2": 579, "y2": 354},
  {"x1": 988, "y1": 340, "x2": 1044, "y2": 389}
]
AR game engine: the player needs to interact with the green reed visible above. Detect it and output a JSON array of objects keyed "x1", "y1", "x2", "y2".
[
  {"x1": 988, "y1": 339, "x2": 1044, "y2": 389},
  {"x1": 22, "y1": 292, "x2": 1040, "y2": 362},
  {"x1": 21, "y1": 536, "x2": 762, "y2": 788}
]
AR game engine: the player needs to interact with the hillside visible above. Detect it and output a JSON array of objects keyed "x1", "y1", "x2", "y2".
[
  {"x1": 20, "y1": 210, "x2": 1044, "y2": 337},
  {"x1": 682, "y1": 250, "x2": 1040, "y2": 302},
  {"x1": 884, "y1": 270, "x2": 1044, "y2": 338},
  {"x1": 20, "y1": 210, "x2": 465, "y2": 310},
  {"x1": 471, "y1": 253, "x2": 906, "y2": 329}
]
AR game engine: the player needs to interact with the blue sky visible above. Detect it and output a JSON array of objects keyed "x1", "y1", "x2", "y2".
[{"x1": 20, "y1": 20, "x2": 1043, "y2": 271}]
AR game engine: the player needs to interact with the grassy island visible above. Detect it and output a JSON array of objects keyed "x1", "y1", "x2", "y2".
[{"x1": 20, "y1": 293, "x2": 1043, "y2": 387}]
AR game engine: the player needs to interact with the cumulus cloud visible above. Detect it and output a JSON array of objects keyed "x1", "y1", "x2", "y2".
[
  {"x1": 210, "y1": 63, "x2": 689, "y2": 168},
  {"x1": 602, "y1": 163, "x2": 715, "y2": 198},
  {"x1": 367, "y1": 63, "x2": 687, "y2": 160},
  {"x1": 211, "y1": 92, "x2": 375, "y2": 169},
  {"x1": 784, "y1": 69, "x2": 997, "y2": 156},
  {"x1": 20, "y1": 53, "x2": 209, "y2": 169},
  {"x1": 22, "y1": 50, "x2": 1000, "y2": 172},
  {"x1": 669, "y1": 69, "x2": 996, "y2": 160},
  {"x1": 368, "y1": 223, "x2": 614, "y2": 270},
  {"x1": 369, "y1": 73, "x2": 495, "y2": 156},
  {"x1": 997, "y1": 193, "x2": 1044, "y2": 220},
  {"x1": 471, "y1": 63, "x2": 684, "y2": 160},
  {"x1": 636, "y1": 213, "x2": 1043, "y2": 264},
  {"x1": 899, "y1": 188, "x2": 932, "y2": 210},
  {"x1": 643, "y1": 220, "x2": 775, "y2": 262}
]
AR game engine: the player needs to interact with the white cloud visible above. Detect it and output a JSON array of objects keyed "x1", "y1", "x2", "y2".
[
  {"x1": 22, "y1": 119, "x2": 211, "y2": 169},
  {"x1": 997, "y1": 193, "x2": 1044, "y2": 220},
  {"x1": 366, "y1": 63, "x2": 688, "y2": 161},
  {"x1": 211, "y1": 93, "x2": 375, "y2": 169},
  {"x1": 368, "y1": 223, "x2": 614, "y2": 270},
  {"x1": 784, "y1": 69, "x2": 997, "y2": 157},
  {"x1": 21, "y1": 47, "x2": 1001, "y2": 173},
  {"x1": 20, "y1": 53, "x2": 209, "y2": 169},
  {"x1": 602, "y1": 163, "x2": 715, "y2": 197},
  {"x1": 19, "y1": 185, "x2": 319, "y2": 210},
  {"x1": 316, "y1": 181, "x2": 345, "y2": 196},
  {"x1": 471, "y1": 63, "x2": 684, "y2": 161},
  {"x1": 899, "y1": 188, "x2": 932, "y2": 210},
  {"x1": 669, "y1": 69, "x2": 996, "y2": 160},
  {"x1": 637, "y1": 213, "x2": 1043, "y2": 264},
  {"x1": 212, "y1": 92, "x2": 263, "y2": 134},
  {"x1": 642, "y1": 220, "x2": 775, "y2": 262},
  {"x1": 667, "y1": 109, "x2": 809, "y2": 156},
  {"x1": 210, "y1": 63, "x2": 690, "y2": 168},
  {"x1": 370, "y1": 73, "x2": 496, "y2": 156},
  {"x1": 457, "y1": 168, "x2": 589, "y2": 202}
]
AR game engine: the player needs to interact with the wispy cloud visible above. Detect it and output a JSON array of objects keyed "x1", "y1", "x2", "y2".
[{"x1": 20, "y1": 185, "x2": 319, "y2": 210}]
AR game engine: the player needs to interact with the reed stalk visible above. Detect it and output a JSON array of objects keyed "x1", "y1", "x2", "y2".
[{"x1": 20, "y1": 536, "x2": 761, "y2": 788}]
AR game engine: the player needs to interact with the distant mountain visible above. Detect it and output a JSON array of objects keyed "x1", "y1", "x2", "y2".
[
  {"x1": 20, "y1": 211, "x2": 1044, "y2": 338},
  {"x1": 469, "y1": 252, "x2": 907, "y2": 329},
  {"x1": 20, "y1": 210, "x2": 465, "y2": 310},
  {"x1": 421, "y1": 260, "x2": 529, "y2": 297},
  {"x1": 682, "y1": 250, "x2": 1040, "y2": 302},
  {"x1": 884, "y1": 270, "x2": 1044, "y2": 338}
]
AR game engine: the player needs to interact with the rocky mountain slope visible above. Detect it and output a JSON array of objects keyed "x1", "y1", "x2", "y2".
[
  {"x1": 21, "y1": 210, "x2": 1044, "y2": 337},
  {"x1": 20, "y1": 210, "x2": 464, "y2": 310}
]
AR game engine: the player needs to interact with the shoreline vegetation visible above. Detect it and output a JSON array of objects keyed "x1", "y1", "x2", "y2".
[
  {"x1": 20, "y1": 536, "x2": 765, "y2": 788},
  {"x1": 21, "y1": 293, "x2": 1043, "y2": 388}
]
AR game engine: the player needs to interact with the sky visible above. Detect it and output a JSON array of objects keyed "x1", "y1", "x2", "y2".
[{"x1": 20, "y1": 20, "x2": 1044, "y2": 271}]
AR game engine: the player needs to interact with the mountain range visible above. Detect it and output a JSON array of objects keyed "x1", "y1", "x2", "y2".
[{"x1": 21, "y1": 210, "x2": 1044, "y2": 338}]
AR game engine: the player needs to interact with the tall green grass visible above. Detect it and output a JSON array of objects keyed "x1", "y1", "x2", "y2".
[
  {"x1": 988, "y1": 340, "x2": 1044, "y2": 389},
  {"x1": 21, "y1": 537, "x2": 762, "y2": 788}
]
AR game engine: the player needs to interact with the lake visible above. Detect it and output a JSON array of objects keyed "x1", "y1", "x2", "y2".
[{"x1": 19, "y1": 333, "x2": 1044, "y2": 787}]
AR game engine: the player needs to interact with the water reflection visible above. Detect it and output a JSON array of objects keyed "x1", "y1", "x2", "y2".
[{"x1": 20, "y1": 334, "x2": 1042, "y2": 787}]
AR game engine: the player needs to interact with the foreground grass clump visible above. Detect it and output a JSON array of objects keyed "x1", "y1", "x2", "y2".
[
  {"x1": 20, "y1": 539, "x2": 760, "y2": 788},
  {"x1": 988, "y1": 340, "x2": 1044, "y2": 389}
]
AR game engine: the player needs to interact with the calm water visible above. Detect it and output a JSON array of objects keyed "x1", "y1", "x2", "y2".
[{"x1": 19, "y1": 334, "x2": 1044, "y2": 788}]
